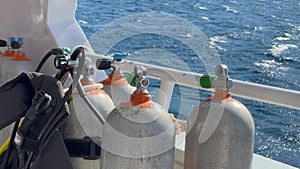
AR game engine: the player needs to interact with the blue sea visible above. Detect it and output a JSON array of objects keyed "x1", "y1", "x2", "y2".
[{"x1": 76, "y1": 0, "x2": 300, "y2": 167}]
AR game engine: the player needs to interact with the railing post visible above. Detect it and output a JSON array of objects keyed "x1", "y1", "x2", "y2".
[{"x1": 157, "y1": 80, "x2": 175, "y2": 111}]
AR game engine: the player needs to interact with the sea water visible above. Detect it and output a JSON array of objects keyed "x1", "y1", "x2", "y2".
[{"x1": 76, "y1": 0, "x2": 300, "y2": 167}]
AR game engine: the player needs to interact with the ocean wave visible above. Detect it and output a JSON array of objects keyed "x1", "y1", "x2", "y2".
[
  {"x1": 78, "y1": 20, "x2": 88, "y2": 24},
  {"x1": 254, "y1": 59, "x2": 281, "y2": 69},
  {"x1": 268, "y1": 44, "x2": 298, "y2": 56},
  {"x1": 209, "y1": 36, "x2": 227, "y2": 51},
  {"x1": 274, "y1": 33, "x2": 291, "y2": 41},
  {"x1": 177, "y1": 33, "x2": 192, "y2": 38},
  {"x1": 201, "y1": 16, "x2": 209, "y2": 20},
  {"x1": 254, "y1": 59, "x2": 292, "y2": 79},
  {"x1": 222, "y1": 5, "x2": 238, "y2": 13},
  {"x1": 193, "y1": 3, "x2": 207, "y2": 10},
  {"x1": 288, "y1": 23, "x2": 300, "y2": 31},
  {"x1": 209, "y1": 36, "x2": 227, "y2": 44},
  {"x1": 254, "y1": 26, "x2": 265, "y2": 31}
]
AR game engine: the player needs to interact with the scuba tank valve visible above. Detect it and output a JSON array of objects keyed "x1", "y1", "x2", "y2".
[
  {"x1": 0, "y1": 39, "x2": 7, "y2": 55},
  {"x1": 10, "y1": 37, "x2": 31, "y2": 61},
  {"x1": 98, "y1": 53, "x2": 136, "y2": 106},
  {"x1": 2, "y1": 37, "x2": 15, "y2": 57}
]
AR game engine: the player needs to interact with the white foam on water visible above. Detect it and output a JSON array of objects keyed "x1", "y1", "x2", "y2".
[
  {"x1": 222, "y1": 5, "x2": 238, "y2": 13},
  {"x1": 198, "y1": 6, "x2": 206, "y2": 10},
  {"x1": 201, "y1": 16, "x2": 209, "y2": 20},
  {"x1": 177, "y1": 33, "x2": 192, "y2": 38},
  {"x1": 209, "y1": 35, "x2": 227, "y2": 51},
  {"x1": 268, "y1": 44, "x2": 298, "y2": 56},
  {"x1": 274, "y1": 37, "x2": 290, "y2": 41},
  {"x1": 209, "y1": 36, "x2": 227, "y2": 44},
  {"x1": 254, "y1": 59, "x2": 281, "y2": 69},
  {"x1": 193, "y1": 3, "x2": 207, "y2": 10},
  {"x1": 254, "y1": 59, "x2": 291, "y2": 78},
  {"x1": 274, "y1": 33, "x2": 292, "y2": 41},
  {"x1": 78, "y1": 20, "x2": 88, "y2": 24},
  {"x1": 254, "y1": 26, "x2": 265, "y2": 31}
]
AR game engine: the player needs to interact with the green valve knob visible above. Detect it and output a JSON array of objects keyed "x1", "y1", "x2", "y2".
[
  {"x1": 200, "y1": 75, "x2": 215, "y2": 88},
  {"x1": 63, "y1": 47, "x2": 72, "y2": 55},
  {"x1": 67, "y1": 95, "x2": 74, "y2": 104},
  {"x1": 127, "y1": 73, "x2": 136, "y2": 87}
]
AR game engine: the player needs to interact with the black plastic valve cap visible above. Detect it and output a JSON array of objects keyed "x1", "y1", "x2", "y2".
[{"x1": 0, "y1": 39, "x2": 7, "y2": 47}]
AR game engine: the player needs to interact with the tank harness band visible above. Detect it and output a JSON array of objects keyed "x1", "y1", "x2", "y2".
[{"x1": 64, "y1": 137, "x2": 101, "y2": 160}]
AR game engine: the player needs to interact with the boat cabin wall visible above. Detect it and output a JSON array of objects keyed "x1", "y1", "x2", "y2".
[{"x1": 0, "y1": 0, "x2": 93, "y2": 78}]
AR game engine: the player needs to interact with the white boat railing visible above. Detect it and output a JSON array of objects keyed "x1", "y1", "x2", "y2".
[{"x1": 88, "y1": 53, "x2": 300, "y2": 112}]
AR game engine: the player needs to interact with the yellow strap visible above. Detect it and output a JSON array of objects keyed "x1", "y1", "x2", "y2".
[
  {"x1": 0, "y1": 121, "x2": 22, "y2": 155},
  {"x1": 0, "y1": 137, "x2": 11, "y2": 155}
]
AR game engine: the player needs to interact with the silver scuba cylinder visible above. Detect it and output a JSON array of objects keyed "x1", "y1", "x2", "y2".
[
  {"x1": 184, "y1": 64, "x2": 254, "y2": 169},
  {"x1": 101, "y1": 66, "x2": 175, "y2": 169},
  {"x1": 64, "y1": 57, "x2": 114, "y2": 169},
  {"x1": 77, "y1": 57, "x2": 115, "y2": 119},
  {"x1": 99, "y1": 53, "x2": 136, "y2": 106}
]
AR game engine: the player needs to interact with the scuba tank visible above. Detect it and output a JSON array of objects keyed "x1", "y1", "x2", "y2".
[
  {"x1": 66, "y1": 56, "x2": 115, "y2": 136},
  {"x1": 77, "y1": 57, "x2": 115, "y2": 119},
  {"x1": 101, "y1": 66, "x2": 175, "y2": 169},
  {"x1": 99, "y1": 53, "x2": 136, "y2": 106},
  {"x1": 184, "y1": 64, "x2": 254, "y2": 169},
  {"x1": 64, "y1": 55, "x2": 114, "y2": 169},
  {"x1": 52, "y1": 46, "x2": 104, "y2": 169}
]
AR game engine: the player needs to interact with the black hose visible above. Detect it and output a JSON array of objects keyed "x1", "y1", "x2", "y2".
[
  {"x1": 35, "y1": 48, "x2": 65, "y2": 72},
  {"x1": 35, "y1": 51, "x2": 52, "y2": 72},
  {"x1": 54, "y1": 69, "x2": 70, "y2": 81},
  {"x1": 70, "y1": 47, "x2": 83, "y2": 60},
  {"x1": 19, "y1": 117, "x2": 33, "y2": 136},
  {"x1": 18, "y1": 150, "x2": 27, "y2": 169},
  {"x1": 17, "y1": 117, "x2": 33, "y2": 169}
]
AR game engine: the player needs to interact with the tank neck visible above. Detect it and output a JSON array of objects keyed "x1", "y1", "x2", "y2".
[
  {"x1": 212, "y1": 88, "x2": 231, "y2": 102},
  {"x1": 81, "y1": 78, "x2": 95, "y2": 86},
  {"x1": 100, "y1": 71, "x2": 128, "y2": 86},
  {"x1": 78, "y1": 79, "x2": 107, "y2": 95},
  {"x1": 120, "y1": 91, "x2": 153, "y2": 108}
]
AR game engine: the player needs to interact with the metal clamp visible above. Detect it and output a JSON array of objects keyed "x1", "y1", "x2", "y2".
[
  {"x1": 82, "y1": 57, "x2": 95, "y2": 81},
  {"x1": 134, "y1": 66, "x2": 149, "y2": 92}
]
